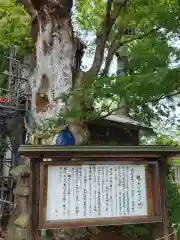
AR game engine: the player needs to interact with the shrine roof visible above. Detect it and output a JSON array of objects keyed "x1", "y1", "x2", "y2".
[
  {"x1": 104, "y1": 114, "x2": 145, "y2": 127},
  {"x1": 19, "y1": 145, "x2": 180, "y2": 158}
]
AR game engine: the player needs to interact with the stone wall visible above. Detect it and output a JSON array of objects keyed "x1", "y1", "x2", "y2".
[{"x1": 7, "y1": 161, "x2": 30, "y2": 240}]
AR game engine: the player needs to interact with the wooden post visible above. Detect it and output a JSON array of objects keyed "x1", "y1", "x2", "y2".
[
  {"x1": 174, "y1": 231, "x2": 178, "y2": 240},
  {"x1": 29, "y1": 159, "x2": 40, "y2": 240},
  {"x1": 153, "y1": 158, "x2": 169, "y2": 239}
]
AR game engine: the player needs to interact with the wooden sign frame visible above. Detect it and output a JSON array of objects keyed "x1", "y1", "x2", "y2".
[
  {"x1": 18, "y1": 145, "x2": 180, "y2": 240},
  {"x1": 39, "y1": 159, "x2": 161, "y2": 229}
]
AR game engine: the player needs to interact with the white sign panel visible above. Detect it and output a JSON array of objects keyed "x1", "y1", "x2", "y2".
[{"x1": 46, "y1": 164, "x2": 147, "y2": 221}]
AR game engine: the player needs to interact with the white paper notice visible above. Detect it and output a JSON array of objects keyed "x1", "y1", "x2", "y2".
[{"x1": 46, "y1": 164, "x2": 147, "y2": 221}]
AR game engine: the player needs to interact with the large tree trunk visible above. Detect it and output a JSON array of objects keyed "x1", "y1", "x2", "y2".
[{"x1": 31, "y1": 3, "x2": 74, "y2": 124}]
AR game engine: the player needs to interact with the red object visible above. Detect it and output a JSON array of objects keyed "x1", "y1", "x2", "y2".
[{"x1": 0, "y1": 96, "x2": 9, "y2": 103}]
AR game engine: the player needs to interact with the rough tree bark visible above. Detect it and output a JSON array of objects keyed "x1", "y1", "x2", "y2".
[{"x1": 30, "y1": 0, "x2": 74, "y2": 124}]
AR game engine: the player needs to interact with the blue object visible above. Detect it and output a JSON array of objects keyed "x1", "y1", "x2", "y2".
[
  {"x1": 56, "y1": 127, "x2": 75, "y2": 146},
  {"x1": 54, "y1": 127, "x2": 75, "y2": 161},
  {"x1": 14, "y1": 152, "x2": 24, "y2": 166}
]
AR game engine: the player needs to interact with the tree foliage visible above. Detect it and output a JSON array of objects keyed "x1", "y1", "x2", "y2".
[
  {"x1": 0, "y1": 0, "x2": 33, "y2": 91},
  {"x1": 75, "y1": 0, "x2": 180, "y2": 126},
  {"x1": 0, "y1": 0, "x2": 180, "y2": 127},
  {"x1": 0, "y1": 0, "x2": 32, "y2": 53}
]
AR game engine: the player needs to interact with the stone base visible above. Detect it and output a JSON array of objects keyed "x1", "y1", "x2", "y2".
[{"x1": 14, "y1": 214, "x2": 28, "y2": 229}]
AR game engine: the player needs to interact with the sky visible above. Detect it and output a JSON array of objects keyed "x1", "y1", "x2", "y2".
[{"x1": 81, "y1": 32, "x2": 117, "y2": 74}]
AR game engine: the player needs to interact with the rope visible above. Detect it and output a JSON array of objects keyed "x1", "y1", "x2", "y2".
[{"x1": 155, "y1": 224, "x2": 180, "y2": 240}]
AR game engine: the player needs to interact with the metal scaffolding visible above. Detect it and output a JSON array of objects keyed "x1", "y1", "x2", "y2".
[{"x1": 0, "y1": 45, "x2": 29, "y2": 222}]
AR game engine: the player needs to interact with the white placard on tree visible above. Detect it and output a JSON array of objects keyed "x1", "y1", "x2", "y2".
[{"x1": 46, "y1": 164, "x2": 147, "y2": 221}]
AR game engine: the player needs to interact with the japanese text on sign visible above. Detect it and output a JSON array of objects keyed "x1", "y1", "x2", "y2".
[{"x1": 46, "y1": 164, "x2": 147, "y2": 221}]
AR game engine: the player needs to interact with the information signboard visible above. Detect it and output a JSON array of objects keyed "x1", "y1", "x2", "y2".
[
  {"x1": 46, "y1": 164, "x2": 147, "y2": 221},
  {"x1": 19, "y1": 145, "x2": 180, "y2": 240},
  {"x1": 39, "y1": 160, "x2": 161, "y2": 229}
]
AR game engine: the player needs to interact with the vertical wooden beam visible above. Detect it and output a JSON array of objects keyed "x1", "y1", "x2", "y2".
[
  {"x1": 174, "y1": 231, "x2": 178, "y2": 240},
  {"x1": 153, "y1": 158, "x2": 169, "y2": 239},
  {"x1": 29, "y1": 158, "x2": 40, "y2": 240}
]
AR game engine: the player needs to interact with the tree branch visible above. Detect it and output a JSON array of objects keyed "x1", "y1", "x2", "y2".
[
  {"x1": 99, "y1": 106, "x2": 121, "y2": 120},
  {"x1": 88, "y1": 0, "x2": 126, "y2": 76},
  {"x1": 17, "y1": 0, "x2": 37, "y2": 20},
  {"x1": 148, "y1": 90, "x2": 180, "y2": 103},
  {"x1": 120, "y1": 27, "x2": 159, "y2": 46},
  {"x1": 102, "y1": 27, "x2": 159, "y2": 75},
  {"x1": 102, "y1": 41, "x2": 120, "y2": 75},
  {"x1": 94, "y1": 90, "x2": 180, "y2": 121}
]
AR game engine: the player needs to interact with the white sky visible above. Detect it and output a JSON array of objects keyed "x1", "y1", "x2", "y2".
[{"x1": 81, "y1": 32, "x2": 117, "y2": 74}]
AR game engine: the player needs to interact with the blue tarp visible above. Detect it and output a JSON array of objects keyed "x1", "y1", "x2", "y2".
[
  {"x1": 55, "y1": 127, "x2": 75, "y2": 146},
  {"x1": 54, "y1": 127, "x2": 75, "y2": 161}
]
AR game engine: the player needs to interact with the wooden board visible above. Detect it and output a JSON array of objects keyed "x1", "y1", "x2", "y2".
[{"x1": 39, "y1": 159, "x2": 162, "y2": 229}]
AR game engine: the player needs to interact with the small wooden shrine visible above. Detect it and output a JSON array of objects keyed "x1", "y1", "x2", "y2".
[{"x1": 89, "y1": 113, "x2": 144, "y2": 146}]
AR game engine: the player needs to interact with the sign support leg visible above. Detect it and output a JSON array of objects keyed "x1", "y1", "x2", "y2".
[
  {"x1": 29, "y1": 159, "x2": 40, "y2": 240},
  {"x1": 153, "y1": 158, "x2": 169, "y2": 240}
]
